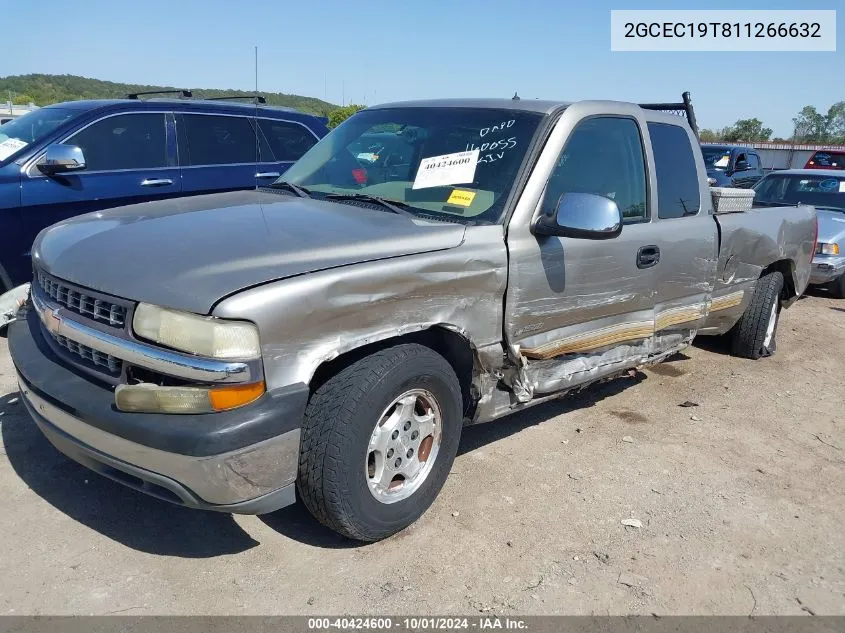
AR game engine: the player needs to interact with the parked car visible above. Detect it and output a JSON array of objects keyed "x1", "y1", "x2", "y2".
[
  {"x1": 701, "y1": 144, "x2": 764, "y2": 188},
  {"x1": 0, "y1": 94, "x2": 329, "y2": 291},
  {"x1": 754, "y1": 168, "x2": 845, "y2": 297},
  {"x1": 804, "y1": 150, "x2": 845, "y2": 170},
  {"x1": 7, "y1": 95, "x2": 816, "y2": 541}
]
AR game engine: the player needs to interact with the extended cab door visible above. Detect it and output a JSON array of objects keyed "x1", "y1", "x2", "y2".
[
  {"x1": 19, "y1": 111, "x2": 180, "y2": 271},
  {"x1": 176, "y1": 112, "x2": 274, "y2": 193},
  {"x1": 503, "y1": 104, "x2": 659, "y2": 396},
  {"x1": 643, "y1": 120, "x2": 718, "y2": 350}
]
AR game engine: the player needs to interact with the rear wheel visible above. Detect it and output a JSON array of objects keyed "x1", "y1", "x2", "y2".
[
  {"x1": 731, "y1": 271, "x2": 784, "y2": 359},
  {"x1": 297, "y1": 344, "x2": 463, "y2": 542}
]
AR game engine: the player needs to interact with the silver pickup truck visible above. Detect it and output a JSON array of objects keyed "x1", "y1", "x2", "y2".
[{"x1": 7, "y1": 94, "x2": 817, "y2": 542}]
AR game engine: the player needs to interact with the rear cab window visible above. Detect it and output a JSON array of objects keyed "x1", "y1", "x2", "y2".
[{"x1": 648, "y1": 122, "x2": 701, "y2": 219}]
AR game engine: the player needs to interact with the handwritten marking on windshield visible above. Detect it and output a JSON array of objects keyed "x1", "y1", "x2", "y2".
[{"x1": 479, "y1": 120, "x2": 515, "y2": 137}]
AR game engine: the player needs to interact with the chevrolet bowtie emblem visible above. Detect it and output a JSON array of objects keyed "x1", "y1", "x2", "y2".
[{"x1": 41, "y1": 307, "x2": 62, "y2": 335}]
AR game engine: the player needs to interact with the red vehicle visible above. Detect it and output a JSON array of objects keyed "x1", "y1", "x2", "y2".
[{"x1": 805, "y1": 150, "x2": 845, "y2": 170}]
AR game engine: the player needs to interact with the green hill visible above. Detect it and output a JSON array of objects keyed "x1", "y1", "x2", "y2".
[{"x1": 0, "y1": 74, "x2": 338, "y2": 116}]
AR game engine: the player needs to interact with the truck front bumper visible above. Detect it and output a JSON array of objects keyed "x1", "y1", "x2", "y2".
[
  {"x1": 809, "y1": 255, "x2": 845, "y2": 285},
  {"x1": 8, "y1": 310, "x2": 308, "y2": 514}
]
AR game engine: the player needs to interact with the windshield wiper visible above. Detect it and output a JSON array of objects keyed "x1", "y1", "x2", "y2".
[
  {"x1": 324, "y1": 193, "x2": 415, "y2": 217},
  {"x1": 754, "y1": 200, "x2": 798, "y2": 207},
  {"x1": 813, "y1": 205, "x2": 845, "y2": 213},
  {"x1": 268, "y1": 180, "x2": 312, "y2": 198}
]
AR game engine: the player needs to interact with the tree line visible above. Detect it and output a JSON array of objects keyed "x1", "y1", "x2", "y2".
[
  {"x1": 700, "y1": 101, "x2": 845, "y2": 145},
  {"x1": 0, "y1": 74, "x2": 338, "y2": 117}
]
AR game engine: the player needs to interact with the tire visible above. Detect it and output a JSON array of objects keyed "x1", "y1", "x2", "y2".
[
  {"x1": 730, "y1": 271, "x2": 784, "y2": 359},
  {"x1": 297, "y1": 343, "x2": 463, "y2": 542},
  {"x1": 829, "y1": 273, "x2": 845, "y2": 299}
]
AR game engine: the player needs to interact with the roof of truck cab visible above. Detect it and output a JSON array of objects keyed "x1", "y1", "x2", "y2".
[{"x1": 368, "y1": 98, "x2": 572, "y2": 114}]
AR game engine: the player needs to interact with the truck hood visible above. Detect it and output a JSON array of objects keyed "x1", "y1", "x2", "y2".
[
  {"x1": 33, "y1": 190, "x2": 467, "y2": 314},
  {"x1": 816, "y1": 208, "x2": 845, "y2": 245}
]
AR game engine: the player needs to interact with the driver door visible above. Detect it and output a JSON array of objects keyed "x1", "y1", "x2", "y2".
[{"x1": 504, "y1": 106, "x2": 659, "y2": 396}]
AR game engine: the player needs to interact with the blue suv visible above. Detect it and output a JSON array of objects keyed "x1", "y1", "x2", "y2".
[{"x1": 0, "y1": 93, "x2": 329, "y2": 291}]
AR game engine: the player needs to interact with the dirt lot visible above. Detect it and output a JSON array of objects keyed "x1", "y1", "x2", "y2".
[{"x1": 0, "y1": 292, "x2": 843, "y2": 616}]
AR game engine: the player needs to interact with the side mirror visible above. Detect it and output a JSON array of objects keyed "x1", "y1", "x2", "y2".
[
  {"x1": 734, "y1": 159, "x2": 749, "y2": 172},
  {"x1": 532, "y1": 192, "x2": 623, "y2": 240},
  {"x1": 39, "y1": 144, "x2": 86, "y2": 174}
]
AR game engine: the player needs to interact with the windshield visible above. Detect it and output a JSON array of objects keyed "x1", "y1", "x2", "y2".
[
  {"x1": 808, "y1": 151, "x2": 845, "y2": 169},
  {"x1": 0, "y1": 108, "x2": 75, "y2": 161},
  {"x1": 754, "y1": 174, "x2": 845, "y2": 212},
  {"x1": 701, "y1": 147, "x2": 732, "y2": 170},
  {"x1": 277, "y1": 107, "x2": 544, "y2": 224}
]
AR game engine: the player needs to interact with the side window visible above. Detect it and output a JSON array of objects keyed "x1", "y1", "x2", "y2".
[
  {"x1": 257, "y1": 120, "x2": 318, "y2": 162},
  {"x1": 647, "y1": 122, "x2": 701, "y2": 219},
  {"x1": 748, "y1": 154, "x2": 760, "y2": 170},
  {"x1": 541, "y1": 117, "x2": 648, "y2": 224},
  {"x1": 66, "y1": 113, "x2": 167, "y2": 171},
  {"x1": 179, "y1": 114, "x2": 260, "y2": 166}
]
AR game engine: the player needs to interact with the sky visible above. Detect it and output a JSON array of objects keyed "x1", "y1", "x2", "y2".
[{"x1": 1, "y1": 0, "x2": 841, "y2": 137}]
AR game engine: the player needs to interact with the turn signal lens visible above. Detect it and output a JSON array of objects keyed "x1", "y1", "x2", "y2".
[
  {"x1": 209, "y1": 381, "x2": 266, "y2": 411},
  {"x1": 115, "y1": 381, "x2": 265, "y2": 414}
]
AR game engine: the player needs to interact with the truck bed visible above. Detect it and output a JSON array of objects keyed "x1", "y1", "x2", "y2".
[{"x1": 700, "y1": 205, "x2": 816, "y2": 335}]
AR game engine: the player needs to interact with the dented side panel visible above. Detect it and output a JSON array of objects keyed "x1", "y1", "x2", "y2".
[
  {"x1": 212, "y1": 226, "x2": 508, "y2": 392},
  {"x1": 699, "y1": 205, "x2": 816, "y2": 334}
]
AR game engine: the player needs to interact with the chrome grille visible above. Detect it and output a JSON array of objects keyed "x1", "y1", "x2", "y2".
[
  {"x1": 50, "y1": 332, "x2": 122, "y2": 374},
  {"x1": 37, "y1": 271, "x2": 126, "y2": 327}
]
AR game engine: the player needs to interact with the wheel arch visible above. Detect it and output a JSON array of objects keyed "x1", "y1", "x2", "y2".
[
  {"x1": 310, "y1": 326, "x2": 479, "y2": 420},
  {"x1": 762, "y1": 258, "x2": 797, "y2": 303}
]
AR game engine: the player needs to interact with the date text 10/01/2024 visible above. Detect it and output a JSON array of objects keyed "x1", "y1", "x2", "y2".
[{"x1": 307, "y1": 617, "x2": 529, "y2": 630}]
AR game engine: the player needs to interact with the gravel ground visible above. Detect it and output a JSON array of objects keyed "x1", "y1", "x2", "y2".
[{"x1": 0, "y1": 292, "x2": 843, "y2": 616}]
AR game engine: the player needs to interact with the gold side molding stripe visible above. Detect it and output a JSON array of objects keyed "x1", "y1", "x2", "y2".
[
  {"x1": 710, "y1": 290, "x2": 745, "y2": 312},
  {"x1": 522, "y1": 321, "x2": 653, "y2": 360},
  {"x1": 654, "y1": 305, "x2": 705, "y2": 332}
]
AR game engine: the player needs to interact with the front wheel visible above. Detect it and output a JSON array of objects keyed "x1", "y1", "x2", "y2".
[
  {"x1": 730, "y1": 271, "x2": 784, "y2": 359},
  {"x1": 297, "y1": 344, "x2": 463, "y2": 542}
]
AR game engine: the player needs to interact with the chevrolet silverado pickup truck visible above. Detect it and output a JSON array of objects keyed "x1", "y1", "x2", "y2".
[{"x1": 7, "y1": 94, "x2": 817, "y2": 542}]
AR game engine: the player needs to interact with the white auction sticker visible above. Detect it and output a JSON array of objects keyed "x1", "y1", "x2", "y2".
[
  {"x1": 839, "y1": 181, "x2": 845, "y2": 193},
  {"x1": 0, "y1": 137, "x2": 28, "y2": 161},
  {"x1": 412, "y1": 149, "x2": 479, "y2": 190}
]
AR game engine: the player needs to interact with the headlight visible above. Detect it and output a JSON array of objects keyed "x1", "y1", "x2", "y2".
[
  {"x1": 816, "y1": 242, "x2": 841, "y2": 256},
  {"x1": 133, "y1": 303, "x2": 260, "y2": 359}
]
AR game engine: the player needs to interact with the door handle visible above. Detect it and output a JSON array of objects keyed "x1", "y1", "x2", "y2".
[
  {"x1": 637, "y1": 245, "x2": 660, "y2": 269},
  {"x1": 255, "y1": 172, "x2": 281, "y2": 179},
  {"x1": 140, "y1": 178, "x2": 173, "y2": 187}
]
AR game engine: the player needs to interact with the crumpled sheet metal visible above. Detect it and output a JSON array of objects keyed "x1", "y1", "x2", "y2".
[
  {"x1": 0, "y1": 283, "x2": 30, "y2": 330},
  {"x1": 213, "y1": 226, "x2": 509, "y2": 391},
  {"x1": 525, "y1": 332, "x2": 687, "y2": 396}
]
